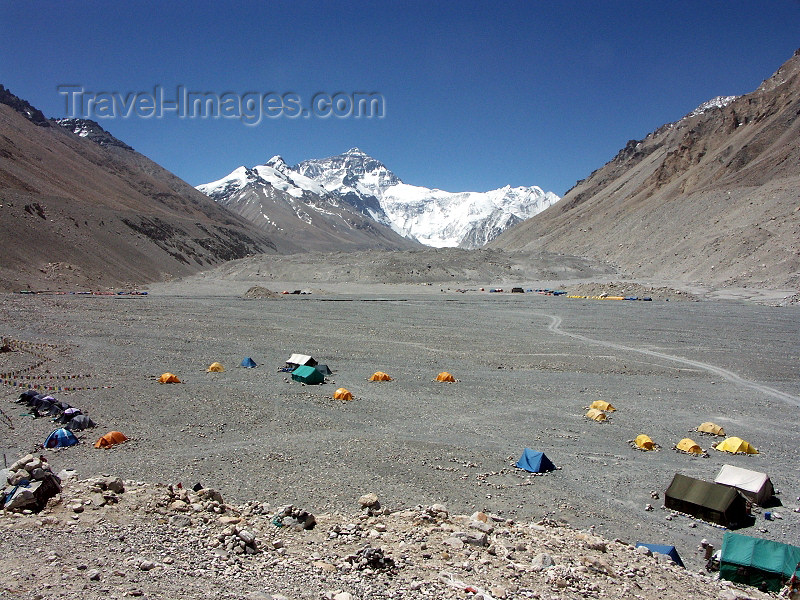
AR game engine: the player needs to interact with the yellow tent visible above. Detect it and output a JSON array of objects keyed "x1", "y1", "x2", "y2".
[
  {"x1": 585, "y1": 408, "x2": 607, "y2": 421},
  {"x1": 436, "y1": 372, "x2": 455, "y2": 382},
  {"x1": 697, "y1": 422, "x2": 725, "y2": 436},
  {"x1": 590, "y1": 400, "x2": 616, "y2": 412},
  {"x1": 676, "y1": 438, "x2": 704, "y2": 454},
  {"x1": 333, "y1": 388, "x2": 353, "y2": 401},
  {"x1": 158, "y1": 372, "x2": 181, "y2": 384},
  {"x1": 635, "y1": 434, "x2": 655, "y2": 450},
  {"x1": 715, "y1": 436, "x2": 758, "y2": 455},
  {"x1": 369, "y1": 371, "x2": 392, "y2": 381},
  {"x1": 206, "y1": 362, "x2": 225, "y2": 372}
]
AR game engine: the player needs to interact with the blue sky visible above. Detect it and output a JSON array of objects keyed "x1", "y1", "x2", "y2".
[{"x1": 2, "y1": 1, "x2": 799, "y2": 196}]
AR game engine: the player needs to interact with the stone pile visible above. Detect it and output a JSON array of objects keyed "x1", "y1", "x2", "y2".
[{"x1": 1, "y1": 453, "x2": 61, "y2": 511}]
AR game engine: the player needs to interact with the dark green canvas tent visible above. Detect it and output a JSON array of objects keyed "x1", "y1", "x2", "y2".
[
  {"x1": 720, "y1": 532, "x2": 800, "y2": 592},
  {"x1": 291, "y1": 365, "x2": 324, "y2": 385},
  {"x1": 664, "y1": 473, "x2": 749, "y2": 527}
]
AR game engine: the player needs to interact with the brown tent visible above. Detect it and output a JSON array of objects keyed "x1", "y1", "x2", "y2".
[{"x1": 665, "y1": 473, "x2": 749, "y2": 527}]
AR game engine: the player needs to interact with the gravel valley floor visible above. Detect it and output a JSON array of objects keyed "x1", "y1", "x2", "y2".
[{"x1": 1, "y1": 280, "x2": 798, "y2": 599}]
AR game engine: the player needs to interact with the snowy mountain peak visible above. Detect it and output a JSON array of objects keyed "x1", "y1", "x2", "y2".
[
  {"x1": 687, "y1": 95, "x2": 738, "y2": 118},
  {"x1": 198, "y1": 148, "x2": 560, "y2": 249}
]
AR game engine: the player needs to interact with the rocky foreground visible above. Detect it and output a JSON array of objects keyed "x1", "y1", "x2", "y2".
[{"x1": 0, "y1": 470, "x2": 774, "y2": 600}]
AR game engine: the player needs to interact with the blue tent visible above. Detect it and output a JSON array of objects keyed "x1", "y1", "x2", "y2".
[
  {"x1": 515, "y1": 448, "x2": 556, "y2": 473},
  {"x1": 635, "y1": 543, "x2": 685, "y2": 567},
  {"x1": 240, "y1": 357, "x2": 257, "y2": 368},
  {"x1": 44, "y1": 428, "x2": 79, "y2": 448}
]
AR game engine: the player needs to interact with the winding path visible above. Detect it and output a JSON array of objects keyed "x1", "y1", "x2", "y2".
[{"x1": 544, "y1": 314, "x2": 800, "y2": 407}]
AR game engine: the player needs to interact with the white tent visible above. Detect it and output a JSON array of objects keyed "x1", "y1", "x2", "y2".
[
  {"x1": 286, "y1": 354, "x2": 316, "y2": 367},
  {"x1": 714, "y1": 464, "x2": 774, "y2": 506}
]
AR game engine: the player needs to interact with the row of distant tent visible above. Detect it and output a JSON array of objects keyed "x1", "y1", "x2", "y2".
[
  {"x1": 15, "y1": 389, "x2": 95, "y2": 431},
  {"x1": 584, "y1": 405, "x2": 759, "y2": 456}
]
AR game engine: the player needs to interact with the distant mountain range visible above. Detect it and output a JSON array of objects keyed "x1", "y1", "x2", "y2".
[
  {"x1": 198, "y1": 148, "x2": 560, "y2": 249},
  {"x1": 492, "y1": 49, "x2": 800, "y2": 291}
]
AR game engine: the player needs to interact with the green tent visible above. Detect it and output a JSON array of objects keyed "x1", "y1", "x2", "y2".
[
  {"x1": 291, "y1": 365, "x2": 324, "y2": 385},
  {"x1": 720, "y1": 532, "x2": 800, "y2": 592},
  {"x1": 664, "y1": 473, "x2": 748, "y2": 527}
]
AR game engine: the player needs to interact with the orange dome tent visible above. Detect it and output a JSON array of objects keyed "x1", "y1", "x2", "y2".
[
  {"x1": 95, "y1": 431, "x2": 128, "y2": 449},
  {"x1": 206, "y1": 362, "x2": 225, "y2": 372},
  {"x1": 158, "y1": 373, "x2": 181, "y2": 384},
  {"x1": 333, "y1": 388, "x2": 353, "y2": 401},
  {"x1": 435, "y1": 372, "x2": 455, "y2": 382},
  {"x1": 369, "y1": 371, "x2": 392, "y2": 381}
]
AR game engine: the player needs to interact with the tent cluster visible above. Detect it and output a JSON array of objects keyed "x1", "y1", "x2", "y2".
[
  {"x1": 15, "y1": 389, "x2": 96, "y2": 432},
  {"x1": 665, "y1": 463, "x2": 776, "y2": 528}
]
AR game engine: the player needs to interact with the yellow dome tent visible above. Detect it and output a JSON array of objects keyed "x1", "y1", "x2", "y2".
[
  {"x1": 585, "y1": 408, "x2": 607, "y2": 421},
  {"x1": 369, "y1": 371, "x2": 392, "y2": 381},
  {"x1": 436, "y1": 372, "x2": 455, "y2": 382},
  {"x1": 635, "y1": 434, "x2": 655, "y2": 450},
  {"x1": 676, "y1": 438, "x2": 704, "y2": 455},
  {"x1": 715, "y1": 437, "x2": 758, "y2": 455},
  {"x1": 206, "y1": 362, "x2": 225, "y2": 372},
  {"x1": 590, "y1": 400, "x2": 616, "y2": 412},
  {"x1": 158, "y1": 372, "x2": 181, "y2": 384},
  {"x1": 697, "y1": 422, "x2": 725, "y2": 436},
  {"x1": 333, "y1": 388, "x2": 353, "y2": 401}
]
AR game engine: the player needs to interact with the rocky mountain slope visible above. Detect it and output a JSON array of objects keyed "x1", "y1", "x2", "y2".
[
  {"x1": 0, "y1": 86, "x2": 277, "y2": 292},
  {"x1": 200, "y1": 148, "x2": 560, "y2": 249},
  {"x1": 491, "y1": 50, "x2": 800, "y2": 291}
]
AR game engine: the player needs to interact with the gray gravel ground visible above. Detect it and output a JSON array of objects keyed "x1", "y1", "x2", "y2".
[{"x1": 2, "y1": 287, "x2": 798, "y2": 574}]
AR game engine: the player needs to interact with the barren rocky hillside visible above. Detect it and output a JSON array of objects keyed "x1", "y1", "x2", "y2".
[
  {"x1": 492, "y1": 49, "x2": 800, "y2": 292},
  {"x1": 0, "y1": 87, "x2": 281, "y2": 293}
]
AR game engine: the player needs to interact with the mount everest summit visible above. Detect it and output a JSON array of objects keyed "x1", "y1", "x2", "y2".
[{"x1": 197, "y1": 148, "x2": 559, "y2": 250}]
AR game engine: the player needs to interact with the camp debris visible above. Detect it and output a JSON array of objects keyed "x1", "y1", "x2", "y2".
[
  {"x1": 634, "y1": 543, "x2": 685, "y2": 568},
  {"x1": 697, "y1": 422, "x2": 725, "y2": 436},
  {"x1": 333, "y1": 388, "x2": 353, "y2": 401},
  {"x1": 675, "y1": 438, "x2": 705, "y2": 456},
  {"x1": 158, "y1": 372, "x2": 181, "y2": 384},
  {"x1": 719, "y1": 532, "x2": 800, "y2": 592},
  {"x1": 206, "y1": 362, "x2": 225, "y2": 372},
  {"x1": 714, "y1": 464, "x2": 775, "y2": 506},
  {"x1": 2, "y1": 453, "x2": 62, "y2": 512},
  {"x1": 515, "y1": 448, "x2": 556, "y2": 474},
  {"x1": 291, "y1": 365, "x2": 324, "y2": 385},
  {"x1": 44, "y1": 428, "x2": 79, "y2": 449},
  {"x1": 664, "y1": 473, "x2": 749, "y2": 528},
  {"x1": 95, "y1": 431, "x2": 128, "y2": 449},
  {"x1": 714, "y1": 436, "x2": 758, "y2": 455},
  {"x1": 240, "y1": 357, "x2": 257, "y2": 368},
  {"x1": 631, "y1": 434, "x2": 659, "y2": 451},
  {"x1": 589, "y1": 400, "x2": 616, "y2": 412},
  {"x1": 435, "y1": 372, "x2": 456, "y2": 382},
  {"x1": 584, "y1": 408, "x2": 607, "y2": 422},
  {"x1": 369, "y1": 371, "x2": 393, "y2": 381}
]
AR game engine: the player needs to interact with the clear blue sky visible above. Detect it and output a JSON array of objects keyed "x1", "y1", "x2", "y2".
[{"x1": 2, "y1": 1, "x2": 798, "y2": 196}]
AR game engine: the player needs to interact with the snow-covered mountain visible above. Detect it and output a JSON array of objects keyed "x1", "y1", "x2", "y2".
[{"x1": 199, "y1": 148, "x2": 559, "y2": 249}]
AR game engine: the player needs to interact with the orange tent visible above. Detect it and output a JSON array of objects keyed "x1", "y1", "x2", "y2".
[
  {"x1": 95, "y1": 431, "x2": 128, "y2": 449},
  {"x1": 369, "y1": 371, "x2": 392, "y2": 381},
  {"x1": 206, "y1": 362, "x2": 225, "y2": 372},
  {"x1": 333, "y1": 388, "x2": 353, "y2": 401},
  {"x1": 436, "y1": 372, "x2": 455, "y2": 382},
  {"x1": 158, "y1": 373, "x2": 181, "y2": 384}
]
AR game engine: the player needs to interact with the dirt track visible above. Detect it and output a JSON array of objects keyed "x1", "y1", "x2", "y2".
[{"x1": 1, "y1": 286, "x2": 799, "y2": 573}]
